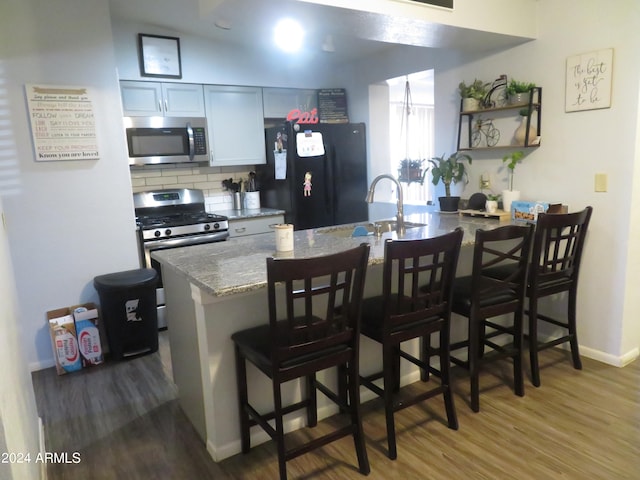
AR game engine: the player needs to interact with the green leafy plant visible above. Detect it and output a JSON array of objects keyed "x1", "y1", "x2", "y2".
[
  {"x1": 429, "y1": 152, "x2": 472, "y2": 197},
  {"x1": 458, "y1": 79, "x2": 489, "y2": 100},
  {"x1": 506, "y1": 79, "x2": 536, "y2": 95},
  {"x1": 519, "y1": 107, "x2": 532, "y2": 117},
  {"x1": 502, "y1": 151, "x2": 525, "y2": 191},
  {"x1": 398, "y1": 158, "x2": 426, "y2": 183},
  {"x1": 486, "y1": 193, "x2": 501, "y2": 201}
]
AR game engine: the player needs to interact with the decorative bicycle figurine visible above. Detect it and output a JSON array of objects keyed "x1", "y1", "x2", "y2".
[
  {"x1": 482, "y1": 74, "x2": 508, "y2": 109},
  {"x1": 472, "y1": 117, "x2": 500, "y2": 147}
]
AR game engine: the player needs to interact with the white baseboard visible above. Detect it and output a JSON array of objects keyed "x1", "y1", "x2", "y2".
[
  {"x1": 29, "y1": 359, "x2": 55, "y2": 373},
  {"x1": 580, "y1": 345, "x2": 639, "y2": 367}
]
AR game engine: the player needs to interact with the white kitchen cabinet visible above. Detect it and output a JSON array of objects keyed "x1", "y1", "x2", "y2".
[
  {"x1": 120, "y1": 81, "x2": 205, "y2": 117},
  {"x1": 228, "y1": 215, "x2": 283, "y2": 237},
  {"x1": 204, "y1": 85, "x2": 266, "y2": 166},
  {"x1": 262, "y1": 88, "x2": 318, "y2": 118}
]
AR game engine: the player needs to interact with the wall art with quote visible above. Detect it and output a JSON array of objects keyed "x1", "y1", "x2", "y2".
[{"x1": 565, "y1": 48, "x2": 613, "y2": 112}]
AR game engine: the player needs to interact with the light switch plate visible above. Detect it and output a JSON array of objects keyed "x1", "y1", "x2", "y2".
[{"x1": 595, "y1": 173, "x2": 607, "y2": 192}]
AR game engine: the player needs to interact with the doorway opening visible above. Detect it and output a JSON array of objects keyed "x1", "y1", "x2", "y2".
[{"x1": 387, "y1": 70, "x2": 434, "y2": 205}]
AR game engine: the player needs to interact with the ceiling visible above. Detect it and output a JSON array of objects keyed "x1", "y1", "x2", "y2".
[{"x1": 108, "y1": 0, "x2": 531, "y2": 64}]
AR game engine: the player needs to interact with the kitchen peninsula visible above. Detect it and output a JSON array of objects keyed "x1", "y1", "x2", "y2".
[{"x1": 152, "y1": 212, "x2": 505, "y2": 462}]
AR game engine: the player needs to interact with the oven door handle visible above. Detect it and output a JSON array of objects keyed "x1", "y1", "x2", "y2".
[{"x1": 144, "y1": 231, "x2": 229, "y2": 250}]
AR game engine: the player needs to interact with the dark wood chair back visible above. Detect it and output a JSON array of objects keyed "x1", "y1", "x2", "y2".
[
  {"x1": 529, "y1": 206, "x2": 593, "y2": 295},
  {"x1": 381, "y1": 228, "x2": 463, "y2": 342},
  {"x1": 267, "y1": 243, "x2": 370, "y2": 380}
]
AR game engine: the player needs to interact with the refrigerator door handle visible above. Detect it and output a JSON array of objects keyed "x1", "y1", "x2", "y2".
[
  {"x1": 330, "y1": 145, "x2": 338, "y2": 213},
  {"x1": 324, "y1": 149, "x2": 332, "y2": 215}
]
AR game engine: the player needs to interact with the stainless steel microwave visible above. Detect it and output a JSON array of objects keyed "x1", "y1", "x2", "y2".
[{"x1": 124, "y1": 116, "x2": 209, "y2": 166}]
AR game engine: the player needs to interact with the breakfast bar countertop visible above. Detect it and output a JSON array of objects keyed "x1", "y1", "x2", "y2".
[{"x1": 152, "y1": 211, "x2": 507, "y2": 298}]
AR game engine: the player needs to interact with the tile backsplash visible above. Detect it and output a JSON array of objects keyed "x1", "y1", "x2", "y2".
[{"x1": 130, "y1": 163, "x2": 255, "y2": 212}]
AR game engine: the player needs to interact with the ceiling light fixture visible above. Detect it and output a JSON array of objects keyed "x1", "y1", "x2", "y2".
[{"x1": 274, "y1": 18, "x2": 304, "y2": 53}]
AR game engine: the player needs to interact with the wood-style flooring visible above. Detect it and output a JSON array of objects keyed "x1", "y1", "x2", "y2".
[{"x1": 32, "y1": 332, "x2": 640, "y2": 479}]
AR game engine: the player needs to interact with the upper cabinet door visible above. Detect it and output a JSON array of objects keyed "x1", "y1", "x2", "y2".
[
  {"x1": 120, "y1": 81, "x2": 163, "y2": 116},
  {"x1": 120, "y1": 81, "x2": 204, "y2": 117},
  {"x1": 262, "y1": 88, "x2": 318, "y2": 118},
  {"x1": 162, "y1": 83, "x2": 205, "y2": 117},
  {"x1": 204, "y1": 85, "x2": 266, "y2": 166}
]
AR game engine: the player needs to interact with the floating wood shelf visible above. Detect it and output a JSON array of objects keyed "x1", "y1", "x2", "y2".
[{"x1": 458, "y1": 209, "x2": 511, "y2": 221}]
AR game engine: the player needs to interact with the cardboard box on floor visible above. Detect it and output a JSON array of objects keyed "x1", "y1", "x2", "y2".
[{"x1": 47, "y1": 302, "x2": 104, "y2": 375}]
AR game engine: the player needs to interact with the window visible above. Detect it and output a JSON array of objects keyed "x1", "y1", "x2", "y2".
[{"x1": 387, "y1": 71, "x2": 434, "y2": 205}]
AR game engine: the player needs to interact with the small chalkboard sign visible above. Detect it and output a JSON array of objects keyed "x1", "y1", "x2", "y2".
[
  {"x1": 565, "y1": 48, "x2": 613, "y2": 112},
  {"x1": 318, "y1": 88, "x2": 349, "y2": 124}
]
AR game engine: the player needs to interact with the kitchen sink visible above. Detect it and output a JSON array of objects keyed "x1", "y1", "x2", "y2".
[{"x1": 316, "y1": 220, "x2": 427, "y2": 238}]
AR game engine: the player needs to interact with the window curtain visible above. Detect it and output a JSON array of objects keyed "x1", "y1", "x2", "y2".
[{"x1": 389, "y1": 102, "x2": 435, "y2": 204}]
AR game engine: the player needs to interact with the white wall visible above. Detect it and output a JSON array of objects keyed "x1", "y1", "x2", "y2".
[
  {"x1": 0, "y1": 199, "x2": 39, "y2": 480},
  {"x1": 1, "y1": 0, "x2": 140, "y2": 370},
  {"x1": 343, "y1": 0, "x2": 640, "y2": 364}
]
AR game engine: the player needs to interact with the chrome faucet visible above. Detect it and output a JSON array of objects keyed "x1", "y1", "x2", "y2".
[{"x1": 365, "y1": 174, "x2": 405, "y2": 234}]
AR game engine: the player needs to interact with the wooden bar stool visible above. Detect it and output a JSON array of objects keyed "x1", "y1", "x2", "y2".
[
  {"x1": 231, "y1": 244, "x2": 370, "y2": 480},
  {"x1": 525, "y1": 207, "x2": 593, "y2": 386},
  {"x1": 450, "y1": 224, "x2": 534, "y2": 412},
  {"x1": 359, "y1": 229, "x2": 463, "y2": 460},
  {"x1": 485, "y1": 207, "x2": 593, "y2": 387}
]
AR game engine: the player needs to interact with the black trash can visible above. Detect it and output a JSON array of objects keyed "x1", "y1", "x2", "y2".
[{"x1": 93, "y1": 268, "x2": 159, "y2": 360}]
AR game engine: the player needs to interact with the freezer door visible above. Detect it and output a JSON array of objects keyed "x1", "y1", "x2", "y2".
[
  {"x1": 290, "y1": 152, "x2": 334, "y2": 229},
  {"x1": 328, "y1": 123, "x2": 369, "y2": 225}
]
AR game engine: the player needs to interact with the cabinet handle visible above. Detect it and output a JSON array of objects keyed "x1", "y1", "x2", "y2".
[
  {"x1": 158, "y1": 100, "x2": 162, "y2": 112},
  {"x1": 235, "y1": 227, "x2": 246, "y2": 233},
  {"x1": 164, "y1": 99, "x2": 168, "y2": 112}
]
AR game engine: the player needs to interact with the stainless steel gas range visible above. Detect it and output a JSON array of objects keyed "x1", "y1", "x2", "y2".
[{"x1": 134, "y1": 188, "x2": 229, "y2": 328}]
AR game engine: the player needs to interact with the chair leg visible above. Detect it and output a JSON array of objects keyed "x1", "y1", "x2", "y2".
[
  {"x1": 347, "y1": 360, "x2": 370, "y2": 475},
  {"x1": 568, "y1": 288, "x2": 583, "y2": 370},
  {"x1": 468, "y1": 318, "x2": 481, "y2": 413},
  {"x1": 306, "y1": 374, "x2": 318, "y2": 427},
  {"x1": 382, "y1": 345, "x2": 398, "y2": 460},
  {"x1": 439, "y1": 328, "x2": 458, "y2": 430},
  {"x1": 528, "y1": 298, "x2": 541, "y2": 388},
  {"x1": 420, "y1": 334, "x2": 432, "y2": 382},
  {"x1": 234, "y1": 345, "x2": 251, "y2": 453},
  {"x1": 272, "y1": 382, "x2": 288, "y2": 480},
  {"x1": 513, "y1": 311, "x2": 525, "y2": 397}
]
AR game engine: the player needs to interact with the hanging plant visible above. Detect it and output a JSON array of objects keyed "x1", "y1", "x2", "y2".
[
  {"x1": 398, "y1": 159, "x2": 426, "y2": 183},
  {"x1": 395, "y1": 78, "x2": 426, "y2": 184}
]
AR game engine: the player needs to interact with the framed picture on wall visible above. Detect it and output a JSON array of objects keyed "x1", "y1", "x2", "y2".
[{"x1": 138, "y1": 34, "x2": 182, "y2": 79}]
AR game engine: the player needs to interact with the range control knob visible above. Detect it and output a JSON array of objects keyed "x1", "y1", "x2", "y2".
[
  {"x1": 204, "y1": 224, "x2": 211, "y2": 231},
  {"x1": 165, "y1": 229, "x2": 172, "y2": 236},
  {"x1": 154, "y1": 230, "x2": 161, "y2": 237},
  {"x1": 213, "y1": 223, "x2": 220, "y2": 230}
]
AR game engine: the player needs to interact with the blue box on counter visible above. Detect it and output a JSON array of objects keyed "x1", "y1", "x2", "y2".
[{"x1": 511, "y1": 201, "x2": 567, "y2": 223}]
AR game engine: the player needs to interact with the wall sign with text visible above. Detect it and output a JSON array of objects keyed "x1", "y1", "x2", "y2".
[
  {"x1": 565, "y1": 48, "x2": 613, "y2": 113},
  {"x1": 25, "y1": 84, "x2": 99, "y2": 161}
]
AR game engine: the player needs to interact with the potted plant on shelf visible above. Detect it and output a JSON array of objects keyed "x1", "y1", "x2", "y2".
[
  {"x1": 459, "y1": 79, "x2": 488, "y2": 112},
  {"x1": 506, "y1": 79, "x2": 536, "y2": 106},
  {"x1": 485, "y1": 193, "x2": 501, "y2": 214},
  {"x1": 502, "y1": 150, "x2": 525, "y2": 213},
  {"x1": 397, "y1": 158, "x2": 426, "y2": 184},
  {"x1": 429, "y1": 152, "x2": 472, "y2": 212}
]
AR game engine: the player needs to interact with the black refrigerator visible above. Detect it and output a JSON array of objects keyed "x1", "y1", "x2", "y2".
[{"x1": 257, "y1": 122, "x2": 369, "y2": 230}]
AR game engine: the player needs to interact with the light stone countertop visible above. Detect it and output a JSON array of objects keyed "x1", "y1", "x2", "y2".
[
  {"x1": 210, "y1": 207, "x2": 285, "y2": 220},
  {"x1": 152, "y1": 212, "x2": 510, "y2": 298}
]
